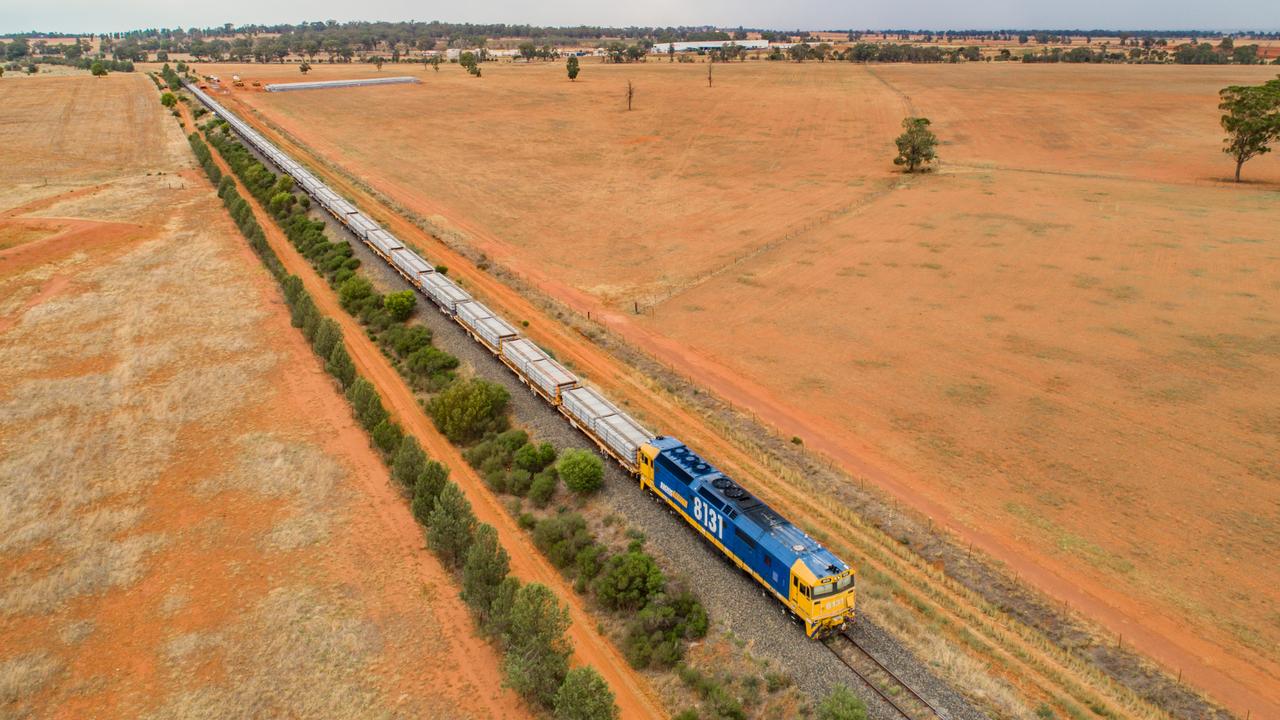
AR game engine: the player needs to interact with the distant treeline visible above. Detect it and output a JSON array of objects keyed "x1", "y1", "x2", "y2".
[{"x1": 4, "y1": 21, "x2": 1276, "y2": 66}]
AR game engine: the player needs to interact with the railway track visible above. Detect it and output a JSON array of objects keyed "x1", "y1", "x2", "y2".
[{"x1": 826, "y1": 630, "x2": 948, "y2": 720}]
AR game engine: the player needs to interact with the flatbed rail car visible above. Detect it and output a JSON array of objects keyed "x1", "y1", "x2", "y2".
[{"x1": 184, "y1": 80, "x2": 857, "y2": 637}]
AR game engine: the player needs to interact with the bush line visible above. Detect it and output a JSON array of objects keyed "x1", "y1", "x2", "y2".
[{"x1": 193, "y1": 122, "x2": 619, "y2": 719}]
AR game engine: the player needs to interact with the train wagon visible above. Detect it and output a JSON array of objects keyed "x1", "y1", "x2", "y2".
[
  {"x1": 638, "y1": 436, "x2": 856, "y2": 638},
  {"x1": 419, "y1": 272, "x2": 472, "y2": 315},
  {"x1": 502, "y1": 338, "x2": 579, "y2": 403},
  {"x1": 389, "y1": 247, "x2": 433, "y2": 283},
  {"x1": 456, "y1": 301, "x2": 519, "y2": 353},
  {"x1": 366, "y1": 229, "x2": 402, "y2": 259}
]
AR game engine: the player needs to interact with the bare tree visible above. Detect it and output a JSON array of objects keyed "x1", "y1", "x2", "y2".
[{"x1": 626, "y1": 80, "x2": 634, "y2": 111}]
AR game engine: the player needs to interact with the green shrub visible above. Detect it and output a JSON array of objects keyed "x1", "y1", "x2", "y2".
[
  {"x1": 479, "y1": 575, "x2": 519, "y2": 640},
  {"x1": 381, "y1": 323, "x2": 432, "y2": 357},
  {"x1": 553, "y1": 666, "x2": 619, "y2": 720},
  {"x1": 505, "y1": 469, "x2": 533, "y2": 497},
  {"x1": 514, "y1": 442, "x2": 557, "y2": 473},
  {"x1": 575, "y1": 543, "x2": 607, "y2": 582},
  {"x1": 816, "y1": 685, "x2": 867, "y2": 720},
  {"x1": 675, "y1": 665, "x2": 744, "y2": 719},
  {"x1": 411, "y1": 461, "x2": 450, "y2": 526},
  {"x1": 503, "y1": 583, "x2": 571, "y2": 708},
  {"x1": 483, "y1": 467, "x2": 508, "y2": 493},
  {"x1": 557, "y1": 449, "x2": 604, "y2": 495},
  {"x1": 326, "y1": 343, "x2": 356, "y2": 389},
  {"x1": 532, "y1": 513, "x2": 596, "y2": 570},
  {"x1": 427, "y1": 481, "x2": 477, "y2": 568},
  {"x1": 765, "y1": 672, "x2": 793, "y2": 693},
  {"x1": 427, "y1": 378, "x2": 510, "y2": 444},
  {"x1": 594, "y1": 551, "x2": 664, "y2": 611},
  {"x1": 312, "y1": 318, "x2": 342, "y2": 360},
  {"x1": 621, "y1": 587, "x2": 706, "y2": 669},
  {"x1": 529, "y1": 469, "x2": 558, "y2": 508},
  {"x1": 495, "y1": 429, "x2": 529, "y2": 451},
  {"x1": 384, "y1": 290, "x2": 416, "y2": 321},
  {"x1": 461, "y1": 523, "x2": 510, "y2": 624},
  {"x1": 371, "y1": 419, "x2": 403, "y2": 456},
  {"x1": 392, "y1": 436, "x2": 428, "y2": 489},
  {"x1": 338, "y1": 275, "x2": 374, "y2": 313},
  {"x1": 345, "y1": 377, "x2": 388, "y2": 430},
  {"x1": 464, "y1": 436, "x2": 514, "y2": 471},
  {"x1": 405, "y1": 345, "x2": 459, "y2": 389}
]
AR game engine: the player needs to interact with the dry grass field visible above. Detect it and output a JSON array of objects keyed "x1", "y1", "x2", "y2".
[
  {"x1": 0, "y1": 73, "x2": 523, "y2": 719},
  {"x1": 204, "y1": 59, "x2": 1280, "y2": 716}
]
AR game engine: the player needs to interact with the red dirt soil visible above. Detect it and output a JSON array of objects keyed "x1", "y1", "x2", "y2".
[{"x1": 1, "y1": 74, "x2": 525, "y2": 720}]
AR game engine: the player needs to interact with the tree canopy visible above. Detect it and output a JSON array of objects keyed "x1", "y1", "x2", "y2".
[
  {"x1": 503, "y1": 583, "x2": 572, "y2": 708},
  {"x1": 892, "y1": 117, "x2": 939, "y2": 173},
  {"x1": 557, "y1": 449, "x2": 604, "y2": 495},
  {"x1": 1219, "y1": 78, "x2": 1280, "y2": 181},
  {"x1": 553, "y1": 667, "x2": 619, "y2": 720}
]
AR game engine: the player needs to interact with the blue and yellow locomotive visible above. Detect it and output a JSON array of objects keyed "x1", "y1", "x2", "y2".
[{"x1": 639, "y1": 436, "x2": 856, "y2": 638}]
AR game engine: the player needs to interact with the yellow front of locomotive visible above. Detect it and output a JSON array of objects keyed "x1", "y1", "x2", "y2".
[{"x1": 790, "y1": 560, "x2": 856, "y2": 639}]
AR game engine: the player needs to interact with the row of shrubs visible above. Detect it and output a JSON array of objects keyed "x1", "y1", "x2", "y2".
[
  {"x1": 203, "y1": 122, "x2": 467, "y2": 396},
  {"x1": 194, "y1": 120, "x2": 619, "y2": 720},
  {"x1": 32, "y1": 56, "x2": 135, "y2": 72},
  {"x1": 462, "y1": 429, "x2": 711, "y2": 670},
  {"x1": 159, "y1": 62, "x2": 182, "y2": 90}
]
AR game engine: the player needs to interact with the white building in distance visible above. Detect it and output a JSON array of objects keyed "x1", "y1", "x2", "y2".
[{"x1": 649, "y1": 39, "x2": 770, "y2": 54}]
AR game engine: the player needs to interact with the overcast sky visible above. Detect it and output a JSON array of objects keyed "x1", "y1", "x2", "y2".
[{"x1": 3, "y1": 0, "x2": 1277, "y2": 35}]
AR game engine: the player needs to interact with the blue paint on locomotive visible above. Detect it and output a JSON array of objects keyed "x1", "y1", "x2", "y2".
[{"x1": 647, "y1": 436, "x2": 848, "y2": 598}]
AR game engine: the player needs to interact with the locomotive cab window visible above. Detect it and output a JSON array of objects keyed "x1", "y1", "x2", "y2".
[{"x1": 812, "y1": 581, "x2": 836, "y2": 599}]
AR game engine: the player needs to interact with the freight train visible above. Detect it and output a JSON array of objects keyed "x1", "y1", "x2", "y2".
[{"x1": 184, "y1": 82, "x2": 857, "y2": 638}]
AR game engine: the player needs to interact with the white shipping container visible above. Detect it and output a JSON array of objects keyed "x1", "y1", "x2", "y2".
[
  {"x1": 473, "y1": 316, "x2": 519, "y2": 352},
  {"x1": 419, "y1": 272, "x2": 471, "y2": 313},
  {"x1": 367, "y1": 229, "x2": 402, "y2": 256},
  {"x1": 455, "y1": 300, "x2": 493, "y2": 330},
  {"x1": 502, "y1": 339, "x2": 577, "y2": 398},
  {"x1": 560, "y1": 386, "x2": 620, "y2": 429},
  {"x1": 502, "y1": 337, "x2": 542, "y2": 368},
  {"x1": 389, "y1": 248, "x2": 430, "y2": 278},
  {"x1": 332, "y1": 199, "x2": 358, "y2": 217},
  {"x1": 347, "y1": 213, "x2": 380, "y2": 240},
  {"x1": 595, "y1": 412, "x2": 652, "y2": 464}
]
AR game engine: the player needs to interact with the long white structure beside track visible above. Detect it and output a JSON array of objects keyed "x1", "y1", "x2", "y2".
[
  {"x1": 184, "y1": 82, "x2": 655, "y2": 468},
  {"x1": 264, "y1": 76, "x2": 419, "y2": 92}
]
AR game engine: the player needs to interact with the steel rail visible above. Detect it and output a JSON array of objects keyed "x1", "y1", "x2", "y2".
[{"x1": 827, "y1": 630, "x2": 946, "y2": 720}]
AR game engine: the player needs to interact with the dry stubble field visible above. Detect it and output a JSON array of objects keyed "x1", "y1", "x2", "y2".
[
  {"x1": 208, "y1": 59, "x2": 1280, "y2": 716},
  {"x1": 0, "y1": 73, "x2": 523, "y2": 719}
]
